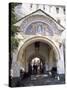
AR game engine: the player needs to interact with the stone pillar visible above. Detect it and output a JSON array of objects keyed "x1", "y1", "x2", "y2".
[
  {"x1": 57, "y1": 44, "x2": 65, "y2": 74},
  {"x1": 45, "y1": 58, "x2": 49, "y2": 71},
  {"x1": 51, "y1": 6, "x2": 56, "y2": 14},
  {"x1": 45, "y1": 5, "x2": 49, "y2": 13},
  {"x1": 11, "y1": 50, "x2": 20, "y2": 77},
  {"x1": 39, "y1": 4, "x2": 43, "y2": 10},
  {"x1": 59, "y1": 7, "x2": 63, "y2": 15},
  {"x1": 45, "y1": 63, "x2": 49, "y2": 71},
  {"x1": 48, "y1": 49, "x2": 53, "y2": 71},
  {"x1": 21, "y1": 55, "x2": 26, "y2": 72},
  {"x1": 25, "y1": 60, "x2": 28, "y2": 73},
  {"x1": 32, "y1": 4, "x2": 37, "y2": 11},
  {"x1": 24, "y1": 49, "x2": 29, "y2": 73}
]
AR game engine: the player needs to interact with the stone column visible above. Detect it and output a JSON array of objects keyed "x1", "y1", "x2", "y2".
[
  {"x1": 32, "y1": 4, "x2": 37, "y2": 11},
  {"x1": 59, "y1": 7, "x2": 63, "y2": 15},
  {"x1": 57, "y1": 44, "x2": 65, "y2": 74},
  {"x1": 11, "y1": 50, "x2": 20, "y2": 77},
  {"x1": 48, "y1": 49, "x2": 53, "y2": 71},
  {"x1": 21, "y1": 53, "x2": 26, "y2": 71},
  {"x1": 45, "y1": 5, "x2": 49, "y2": 13},
  {"x1": 24, "y1": 49, "x2": 29, "y2": 73},
  {"x1": 39, "y1": 4, "x2": 43, "y2": 10},
  {"x1": 51, "y1": 6, "x2": 56, "y2": 14},
  {"x1": 45, "y1": 58, "x2": 49, "y2": 71}
]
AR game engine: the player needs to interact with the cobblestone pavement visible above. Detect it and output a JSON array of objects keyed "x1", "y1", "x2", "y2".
[{"x1": 10, "y1": 74, "x2": 65, "y2": 87}]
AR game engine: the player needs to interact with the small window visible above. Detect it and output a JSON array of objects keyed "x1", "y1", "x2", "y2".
[
  {"x1": 36, "y1": 4, "x2": 39, "y2": 9},
  {"x1": 56, "y1": 7, "x2": 59, "y2": 13},
  {"x1": 63, "y1": 7, "x2": 65, "y2": 14},
  {"x1": 49, "y1": 6, "x2": 51, "y2": 13},
  {"x1": 30, "y1": 4, "x2": 33, "y2": 8},
  {"x1": 43, "y1": 5, "x2": 45, "y2": 10},
  {"x1": 57, "y1": 19, "x2": 60, "y2": 24}
]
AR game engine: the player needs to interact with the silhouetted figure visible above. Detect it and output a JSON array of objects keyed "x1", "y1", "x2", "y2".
[
  {"x1": 40, "y1": 62, "x2": 44, "y2": 73},
  {"x1": 33, "y1": 64, "x2": 37, "y2": 74},
  {"x1": 51, "y1": 67, "x2": 57, "y2": 78},
  {"x1": 29, "y1": 64, "x2": 32, "y2": 75},
  {"x1": 20, "y1": 69, "x2": 24, "y2": 80}
]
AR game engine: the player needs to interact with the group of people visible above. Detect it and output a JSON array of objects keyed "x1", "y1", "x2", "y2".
[{"x1": 29, "y1": 62, "x2": 44, "y2": 74}]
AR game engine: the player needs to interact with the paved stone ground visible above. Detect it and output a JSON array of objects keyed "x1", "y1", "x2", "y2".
[{"x1": 10, "y1": 74, "x2": 65, "y2": 87}]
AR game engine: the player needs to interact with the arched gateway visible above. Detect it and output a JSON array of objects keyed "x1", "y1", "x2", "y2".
[
  {"x1": 17, "y1": 36, "x2": 60, "y2": 74},
  {"x1": 12, "y1": 9, "x2": 65, "y2": 77}
]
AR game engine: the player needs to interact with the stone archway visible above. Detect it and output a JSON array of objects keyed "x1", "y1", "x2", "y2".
[
  {"x1": 17, "y1": 36, "x2": 60, "y2": 73},
  {"x1": 28, "y1": 53, "x2": 46, "y2": 75}
]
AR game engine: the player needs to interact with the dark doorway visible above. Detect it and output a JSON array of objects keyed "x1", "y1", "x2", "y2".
[{"x1": 28, "y1": 57, "x2": 44, "y2": 75}]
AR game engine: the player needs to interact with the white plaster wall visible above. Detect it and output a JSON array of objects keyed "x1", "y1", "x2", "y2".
[
  {"x1": 12, "y1": 4, "x2": 65, "y2": 77},
  {"x1": 25, "y1": 44, "x2": 35, "y2": 60},
  {"x1": 51, "y1": 6, "x2": 56, "y2": 14},
  {"x1": 15, "y1": 4, "x2": 65, "y2": 27},
  {"x1": 11, "y1": 51, "x2": 20, "y2": 77},
  {"x1": 11, "y1": 40, "x2": 65, "y2": 77},
  {"x1": 57, "y1": 45, "x2": 65, "y2": 74},
  {"x1": 48, "y1": 49, "x2": 54, "y2": 70}
]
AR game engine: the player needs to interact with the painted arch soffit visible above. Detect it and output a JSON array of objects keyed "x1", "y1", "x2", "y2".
[{"x1": 17, "y1": 36, "x2": 60, "y2": 63}]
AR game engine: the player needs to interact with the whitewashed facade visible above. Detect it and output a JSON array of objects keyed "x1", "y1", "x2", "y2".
[{"x1": 11, "y1": 3, "x2": 66, "y2": 77}]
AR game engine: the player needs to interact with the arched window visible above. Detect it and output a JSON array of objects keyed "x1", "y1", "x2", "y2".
[
  {"x1": 43, "y1": 4, "x2": 45, "y2": 10},
  {"x1": 63, "y1": 7, "x2": 65, "y2": 14},
  {"x1": 36, "y1": 4, "x2": 39, "y2": 9},
  {"x1": 30, "y1": 4, "x2": 33, "y2": 8},
  {"x1": 56, "y1": 7, "x2": 59, "y2": 14},
  {"x1": 49, "y1": 6, "x2": 51, "y2": 13}
]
